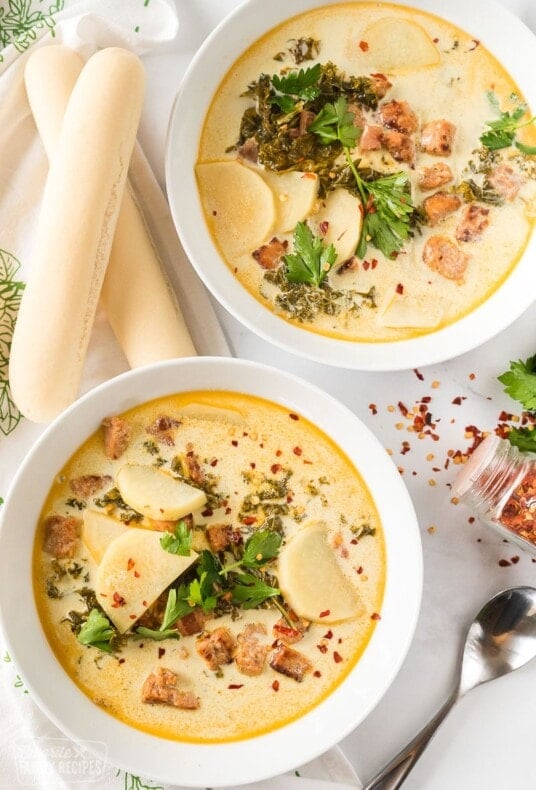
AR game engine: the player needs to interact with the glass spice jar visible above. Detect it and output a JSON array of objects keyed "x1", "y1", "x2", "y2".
[{"x1": 453, "y1": 434, "x2": 536, "y2": 555}]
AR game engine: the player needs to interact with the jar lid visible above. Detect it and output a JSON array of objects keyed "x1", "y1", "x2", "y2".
[{"x1": 451, "y1": 434, "x2": 502, "y2": 498}]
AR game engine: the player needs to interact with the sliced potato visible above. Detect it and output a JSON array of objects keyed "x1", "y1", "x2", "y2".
[
  {"x1": 278, "y1": 520, "x2": 362, "y2": 623},
  {"x1": 261, "y1": 170, "x2": 318, "y2": 232},
  {"x1": 117, "y1": 464, "x2": 206, "y2": 521},
  {"x1": 82, "y1": 509, "x2": 128, "y2": 564},
  {"x1": 309, "y1": 189, "x2": 361, "y2": 265},
  {"x1": 196, "y1": 160, "x2": 275, "y2": 258},
  {"x1": 358, "y1": 17, "x2": 440, "y2": 72},
  {"x1": 179, "y1": 402, "x2": 245, "y2": 426},
  {"x1": 380, "y1": 292, "x2": 446, "y2": 328},
  {"x1": 95, "y1": 528, "x2": 198, "y2": 632}
]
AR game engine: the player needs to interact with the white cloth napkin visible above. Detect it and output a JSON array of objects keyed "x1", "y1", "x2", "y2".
[{"x1": 0, "y1": 1, "x2": 359, "y2": 788}]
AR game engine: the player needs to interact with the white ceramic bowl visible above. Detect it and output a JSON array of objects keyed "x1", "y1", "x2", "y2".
[
  {"x1": 166, "y1": 0, "x2": 536, "y2": 371},
  {"x1": 0, "y1": 357, "x2": 421, "y2": 787}
]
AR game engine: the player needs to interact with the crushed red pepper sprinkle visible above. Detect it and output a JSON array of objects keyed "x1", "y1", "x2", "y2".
[
  {"x1": 289, "y1": 413, "x2": 299, "y2": 421},
  {"x1": 272, "y1": 680, "x2": 280, "y2": 691},
  {"x1": 228, "y1": 684, "x2": 244, "y2": 690},
  {"x1": 371, "y1": 612, "x2": 381, "y2": 621},
  {"x1": 293, "y1": 446, "x2": 303, "y2": 456},
  {"x1": 319, "y1": 609, "x2": 331, "y2": 618},
  {"x1": 333, "y1": 651, "x2": 343, "y2": 663}
]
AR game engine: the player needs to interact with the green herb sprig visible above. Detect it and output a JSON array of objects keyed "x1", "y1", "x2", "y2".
[
  {"x1": 283, "y1": 222, "x2": 337, "y2": 287},
  {"x1": 269, "y1": 64, "x2": 321, "y2": 112},
  {"x1": 498, "y1": 355, "x2": 536, "y2": 452},
  {"x1": 480, "y1": 92, "x2": 536, "y2": 154},
  {"x1": 160, "y1": 519, "x2": 192, "y2": 556},
  {"x1": 77, "y1": 609, "x2": 116, "y2": 653},
  {"x1": 498, "y1": 355, "x2": 536, "y2": 411},
  {"x1": 308, "y1": 96, "x2": 414, "y2": 258}
]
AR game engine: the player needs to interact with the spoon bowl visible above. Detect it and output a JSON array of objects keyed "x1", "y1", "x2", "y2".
[
  {"x1": 364, "y1": 586, "x2": 536, "y2": 790},
  {"x1": 460, "y1": 586, "x2": 536, "y2": 693}
]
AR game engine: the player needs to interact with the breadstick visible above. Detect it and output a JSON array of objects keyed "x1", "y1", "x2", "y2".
[
  {"x1": 24, "y1": 45, "x2": 196, "y2": 371},
  {"x1": 9, "y1": 48, "x2": 145, "y2": 422}
]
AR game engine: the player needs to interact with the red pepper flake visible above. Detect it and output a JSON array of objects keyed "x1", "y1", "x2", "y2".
[
  {"x1": 129, "y1": 614, "x2": 137, "y2": 620},
  {"x1": 452, "y1": 397, "x2": 463, "y2": 406},
  {"x1": 401, "y1": 441, "x2": 411, "y2": 456},
  {"x1": 271, "y1": 463, "x2": 282, "y2": 474},
  {"x1": 118, "y1": 658, "x2": 126, "y2": 665},
  {"x1": 468, "y1": 517, "x2": 475, "y2": 524},
  {"x1": 142, "y1": 600, "x2": 148, "y2": 607},
  {"x1": 317, "y1": 643, "x2": 328, "y2": 654},
  {"x1": 350, "y1": 538, "x2": 358, "y2": 546},
  {"x1": 134, "y1": 570, "x2": 140, "y2": 578},
  {"x1": 286, "y1": 493, "x2": 294, "y2": 503},
  {"x1": 511, "y1": 556, "x2": 520, "y2": 564},
  {"x1": 112, "y1": 592, "x2": 126, "y2": 608},
  {"x1": 228, "y1": 684, "x2": 244, "y2": 690},
  {"x1": 313, "y1": 670, "x2": 322, "y2": 678},
  {"x1": 362, "y1": 259, "x2": 370, "y2": 271},
  {"x1": 250, "y1": 462, "x2": 256, "y2": 469},
  {"x1": 368, "y1": 403, "x2": 378, "y2": 415},
  {"x1": 210, "y1": 458, "x2": 218, "y2": 467},
  {"x1": 127, "y1": 558, "x2": 135, "y2": 571},
  {"x1": 319, "y1": 609, "x2": 330, "y2": 618},
  {"x1": 289, "y1": 413, "x2": 299, "y2": 421},
  {"x1": 293, "y1": 446, "x2": 303, "y2": 456},
  {"x1": 323, "y1": 630, "x2": 333, "y2": 639},
  {"x1": 469, "y1": 373, "x2": 476, "y2": 380},
  {"x1": 272, "y1": 680, "x2": 280, "y2": 691},
  {"x1": 371, "y1": 612, "x2": 382, "y2": 621},
  {"x1": 396, "y1": 283, "x2": 404, "y2": 295},
  {"x1": 319, "y1": 221, "x2": 330, "y2": 235},
  {"x1": 498, "y1": 559, "x2": 511, "y2": 567},
  {"x1": 276, "y1": 449, "x2": 282, "y2": 457},
  {"x1": 468, "y1": 38, "x2": 480, "y2": 50},
  {"x1": 398, "y1": 401, "x2": 409, "y2": 416},
  {"x1": 202, "y1": 508, "x2": 213, "y2": 518},
  {"x1": 371, "y1": 258, "x2": 378, "y2": 269},
  {"x1": 333, "y1": 651, "x2": 343, "y2": 663},
  {"x1": 421, "y1": 396, "x2": 431, "y2": 403},
  {"x1": 433, "y1": 36, "x2": 439, "y2": 43},
  {"x1": 231, "y1": 440, "x2": 238, "y2": 447},
  {"x1": 413, "y1": 368, "x2": 424, "y2": 381},
  {"x1": 225, "y1": 507, "x2": 232, "y2": 515},
  {"x1": 241, "y1": 516, "x2": 257, "y2": 525},
  {"x1": 359, "y1": 39, "x2": 369, "y2": 51},
  {"x1": 158, "y1": 648, "x2": 166, "y2": 659}
]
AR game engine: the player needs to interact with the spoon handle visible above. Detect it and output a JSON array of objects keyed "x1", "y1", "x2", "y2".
[{"x1": 361, "y1": 689, "x2": 459, "y2": 790}]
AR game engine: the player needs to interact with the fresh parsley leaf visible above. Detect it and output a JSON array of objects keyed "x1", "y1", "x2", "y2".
[
  {"x1": 480, "y1": 92, "x2": 536, "y2": 151},
  {"x1": 231, "y1": 572, "x2": 280, "y2": 609},
  {"x1": 356, "y1": 170, "x2": 414, "y2": 259},
  {"x1": 135, "y1": 627, "x2": 181, "y2": 641},
  {"x1": 160, "y1": 519, "x2": 192, "y2": 556},
  {"x1": 515, "y1": 141, "x2": 536, "y2": 156},
  {"x1": 269, "y1": 64, "x2": 321, "y2": 110},
  {"x1": 308, "y1": 96, "x2": 360, "y2": 148},
  {"x1": 506, "y1": 427, "x2": 536, "y2": 453},
  {"x1": 284, "y1": 222, "x2": 337, "y2": 287},
  {"x1": 188, "y1": 573, "x2": 219, "y2": 612},
  {"x1": 241, "y1": 530, "x2": 282, "y2": 569},
  {"x1": 77, "y1": 609, "x2": 116, "y2": 653},
  {"x1": 160, "y1": 586, "x2": 193, "y2": 631},
  {"x1": 498, "y1": 356, "x2": 536, "y2": 411}
]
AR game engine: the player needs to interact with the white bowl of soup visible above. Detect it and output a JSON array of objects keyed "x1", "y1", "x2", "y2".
[
  {"x1": 0, "y1": 357, "x2": 421, "y2": 787},
  {"x1": 166, "y1": 0, "x2": 536, "y2": 370}
]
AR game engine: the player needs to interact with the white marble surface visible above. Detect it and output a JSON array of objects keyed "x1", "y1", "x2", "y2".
[{"x1": 140, "y1": 2, "x2": 536, "y2": 787}]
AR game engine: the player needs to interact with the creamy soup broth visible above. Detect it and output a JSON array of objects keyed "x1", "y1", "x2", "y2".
[
  {"x1": 34, "y1": 392, "x2": 384, "y2": 742},
  {"x1": 197, "y1": 3, "x2": 536, "y2": 341}
]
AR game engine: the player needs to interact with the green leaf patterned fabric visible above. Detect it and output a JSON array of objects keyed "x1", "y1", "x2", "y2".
[{"x1": 0, "y1": 249, "x2": 24, "y2": 435}]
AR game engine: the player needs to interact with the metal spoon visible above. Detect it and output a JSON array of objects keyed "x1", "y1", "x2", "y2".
[{"x1": 363, "y1": 586, "x2": 536, "y2": 790}]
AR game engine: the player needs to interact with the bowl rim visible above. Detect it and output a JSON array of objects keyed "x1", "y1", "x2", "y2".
[
  {"x1": 165, "y1": 0, "x2": 536, "y2": 371},
  {"x1": 0, "y1": 356, "x2": 422, "y2": 787}
]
